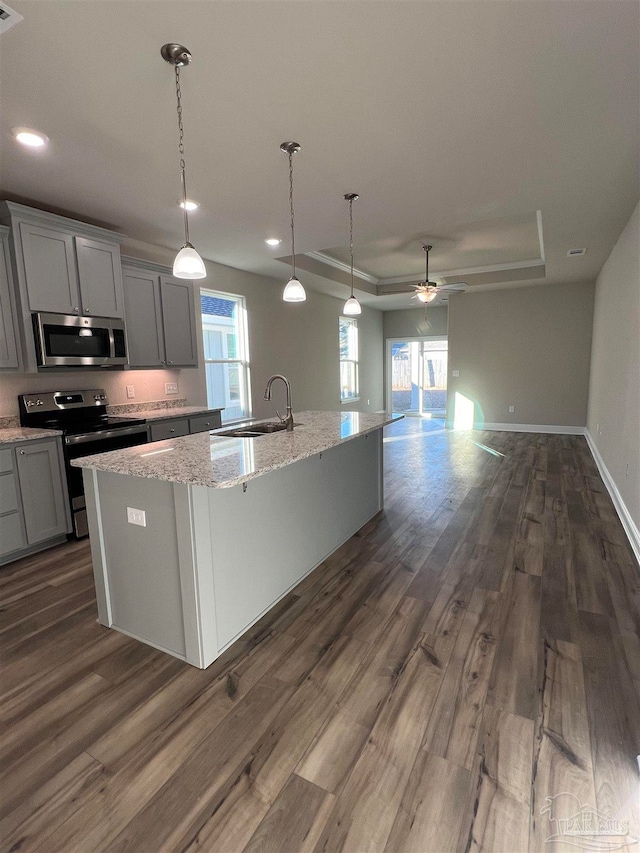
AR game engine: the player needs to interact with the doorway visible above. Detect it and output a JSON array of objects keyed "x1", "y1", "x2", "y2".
[{"x1": 386, "y1": 337, "x2": 448, "y2": 417}]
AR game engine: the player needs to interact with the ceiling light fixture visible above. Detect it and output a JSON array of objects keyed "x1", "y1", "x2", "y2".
[
  {"x1": 265, "y1": 237, "x2": 282, "y2": 246},
  {"x1": 161, "y1": 43, "x2": 206, "y2": 280},
  {"x1": 12, "y1": 127, "x2": 48, "y2": 149},
  {"x1": 413, "y1": 245, "x2": 438, "y2": 305},
  {"x1": 280, "y1": 141, "x2": 306, "y2": 302},
  {"x1": 343, "y1": 193, "x2": 362, "y2": 316},
  {"x1": 179, "y1": 199, "x2": 199, "y2": 211}
]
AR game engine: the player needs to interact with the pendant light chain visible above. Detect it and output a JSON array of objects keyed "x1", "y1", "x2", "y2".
[
  {"x1": 289, "y1": 151, "x2": 296, "y2": 278},
  {"x1": 349, "y1": 197, "x2": 355, "y2": 298},
  {"x1": 174, "y1": 64, "x2": 190, "y2": 246}
]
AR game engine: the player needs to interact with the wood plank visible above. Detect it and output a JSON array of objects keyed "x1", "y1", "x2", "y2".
[
  {"x1": 486, "y1": 569, "x2": 541, "y2": 719},
  {"x1": 312, "y1": 636, "x2": 444, "y2": 853},
  {"x1": 243, "y1": 774, "x2": 335, "y2": 853},
  {"x1": 460, "y1": 705, "x2": 534, "y2": 853},
  {"x1": 529, "y1": 638, "x2": 597, "y2": 852},
  {"x1": 385, "y1": 751, "x2": 472, "y2": 853},
  {"x1": 422, "y1": 587, "x2": 501, "y2": 769}
]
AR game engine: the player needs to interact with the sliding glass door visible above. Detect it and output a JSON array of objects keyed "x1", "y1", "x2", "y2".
[{"x1": 387, "y1": 337, "x2": 448, "y2": 416}]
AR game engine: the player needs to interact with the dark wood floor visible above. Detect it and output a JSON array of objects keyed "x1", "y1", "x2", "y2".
[{"x1": 1, "y1": 419, "x2": 639, "y2": 853}]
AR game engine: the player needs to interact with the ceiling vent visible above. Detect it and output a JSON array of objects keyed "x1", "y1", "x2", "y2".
[
  {"x1": 567, "y1": 248, "x2": 587, "y2": 257},
  {"x1": 0, "y1": 3, "x2": 23, "y2": 34}
]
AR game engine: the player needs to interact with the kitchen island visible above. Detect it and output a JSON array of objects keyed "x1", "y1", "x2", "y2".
[{"x1": 74, "y1": 411, "x2": 401, "y2": 668}]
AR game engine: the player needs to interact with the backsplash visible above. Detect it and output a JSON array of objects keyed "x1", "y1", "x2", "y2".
[
  {"x1": 107, "y1": 398, "x2": 188, "y2": 415},
  {"x1": 0, "y1": 369, "x2": 182, "y2": 417}
]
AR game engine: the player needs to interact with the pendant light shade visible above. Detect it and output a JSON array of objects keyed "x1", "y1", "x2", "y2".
[
  {"x1": 281, "y1": 141, "x2": 306, "y2": 303},
  {"x1": 173, "y1": 243, "x2": 207, "y2": 279},
  {"x1": 343, "y1": 295, "x2": 361, "y2": 315},
  {"x1": 343, "y1": 193, "x2": 361, "y2": 316},
  {"x1": 162, "y1": 43, "x2": 206, "y2": 281},
  {"x1": 283, "y1": 275, "x2": 306, "y2": 302}
]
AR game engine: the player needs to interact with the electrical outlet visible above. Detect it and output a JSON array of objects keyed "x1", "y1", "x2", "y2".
[
  {"x1": 126, "y1": 385, "x2": 135, "y2": 399},
  {"x1": 127, "y1": 507, "x2": 146, "y2": 527},
  {"x1": 508, "y1": 405, "x2": 515, "y2": 413},
  {"x1": 165, "y1": 382, "x2": 178, "y2": 395}
]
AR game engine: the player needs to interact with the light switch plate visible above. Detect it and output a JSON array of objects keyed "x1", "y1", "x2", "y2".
[
  {"x1": 508, "y1": 405, "x2": 515, "y2": 413},
  {"x1": 452, "y1": 369, "x2": 460, "y2": 377},
  {"x1": 127, "y1": 507, "x2": 146, "y2": 527},
  {"x1": 126, "y1": 385, "x2": 135, "y2": 399},
  {"x1": 165, "y1": 382, "x2": 178, "y2": 395}
]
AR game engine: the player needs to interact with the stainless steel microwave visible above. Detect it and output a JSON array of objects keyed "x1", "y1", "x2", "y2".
[{"x1": 33, "y1": 312, "x2": 128, "y2": 367}]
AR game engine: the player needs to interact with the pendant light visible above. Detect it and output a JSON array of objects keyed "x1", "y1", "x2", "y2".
[
  {"x1": 161, "y1": 44, "x2": 206, "y2": 280},
  {"x1": 343, "y1": 193, "x2": 362, "y2": 316},
  {"x1": 280, "y1": 141, "x2": 306, "y2": 302}
]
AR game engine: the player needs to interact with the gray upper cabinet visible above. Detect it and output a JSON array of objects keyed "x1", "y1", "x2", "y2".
[
  {"x1": 123, "y1": 267, "x2": 165, "y2": 367},
  {"x1": 19, "y1": 222, "x2": 80, "y2": 314},
  {"x1": 122, "y1": 257, "x2": 199, "y2": 368},
  {"x1": 0, "y1": 227, "x2": 20, "y2": 369},
  {"x1": 15, "y1": 439, "x2": 69, "y2": 545},
  {"x1": 75, "y1": 236, "x2": 124, "y2": 318},
  {"x1": 160, "y1": 277, "x2": 198, "y2": 367},
  {"x1": 0, "y1": 202, "x2": 125, "y2": 371}
]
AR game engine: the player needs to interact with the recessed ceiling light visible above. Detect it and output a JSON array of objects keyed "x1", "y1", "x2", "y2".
[
  {"x1": 12, "y1": 127, "x2": 49, "y2": 149},
  {"x1": 265, "y1": 238, "x2": 282, "y2": 246},
  {"x1": 178, "y1": 199, "x2": 199, "y2": 211},
  {"x1": 567, "y1": 248, "x2": 587, "y2": 257}
]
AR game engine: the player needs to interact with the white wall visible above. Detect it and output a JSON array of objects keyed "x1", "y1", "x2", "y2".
[
  {"x1": 383, "y1": 306, "x2": 448, "y2": 340},
  {"x1": 446, "y1": 282, "x2": 595, "y2": 427},
  {"x1": 587, "y1": 201, "x2": 640, "y2": 534}
]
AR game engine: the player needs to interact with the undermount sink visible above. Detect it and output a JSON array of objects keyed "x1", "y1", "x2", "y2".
[{"x1": 217, "y1": 421, "x2": 302, "y2": 438}]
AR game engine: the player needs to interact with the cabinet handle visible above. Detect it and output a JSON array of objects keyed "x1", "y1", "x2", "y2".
[
  {"x1": 19, "y1": 449, "x2": 25, "y2": 455},
  {"x1": 84, "y1": 308, "x2": 90, "y2": 314},
  {"x1": 167, "y1": 360, "x2": 173, "y2": 364},
  {"x1": 169, "y1": 429, "x2": 175, "y2": 433},
  {"x1": 73, "y1": 307, "x2": 79, "y2": 313}
]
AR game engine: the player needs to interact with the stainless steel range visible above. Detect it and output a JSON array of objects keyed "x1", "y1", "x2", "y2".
[{"x1": 19, "y1": 389, "x2": 148, "y2": 537}]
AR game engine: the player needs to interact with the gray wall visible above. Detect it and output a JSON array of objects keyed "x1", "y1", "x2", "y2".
[
  {"x1": 0, "y1": 235, "x2": 384, "y2": 419},
  {"x1": 383, "y1": 306, "x2": 448, "y2": 340},
  {"x1": 587, "y1": 201, "x2": 640, "y2": 531},
  {"x1": 446, "y1": 282, "x2": 595, "y2": 427}
]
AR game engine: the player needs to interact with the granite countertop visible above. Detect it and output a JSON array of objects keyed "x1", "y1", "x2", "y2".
[
  {"x1": 117, "y1": 406, "x2": 223, "y2": 422},
  {"x1": 72, "y1": 411, "x2": 403, "y2": 489},
  {"x1": 0, "y1": 427, "x2": 63, "y2": 444}
]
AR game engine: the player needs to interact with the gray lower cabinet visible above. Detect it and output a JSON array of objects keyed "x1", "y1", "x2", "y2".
[
  {"x1": 0, "y1": 438, "x2": 71, "y2": 566},
  {"x1": 122, "y1": 257, "x2": 199, "y2": 368},
  {"x1": 148, "y1": 411, "x2": 222, "y2": 442},
  {"x1": 0, "y1": 227, "x2": 20, "y2": 369}
]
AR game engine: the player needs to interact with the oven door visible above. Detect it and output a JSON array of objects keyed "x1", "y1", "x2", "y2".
[
  {"x1": 33, "y1": 312, "x2": 127, "y2": 367},
  {"x1": 64, "y1": 425, "x2": 149, "y2": 537}
]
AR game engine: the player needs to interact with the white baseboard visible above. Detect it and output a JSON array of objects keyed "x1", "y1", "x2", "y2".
[
  {"x1": 474, "y1": 423, "x2": 587, "y2": 435},
  {"x1": 584, "y1": 430, "x2": 640, "y2": 566}
]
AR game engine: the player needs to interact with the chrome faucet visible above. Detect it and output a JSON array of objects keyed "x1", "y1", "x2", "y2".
[{"x1": 264, "y1": 374, "x2": 294, "y2": 431}]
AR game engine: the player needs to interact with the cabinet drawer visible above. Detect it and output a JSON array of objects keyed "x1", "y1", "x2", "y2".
[
  {"x1": 0, "y1": 471, "x2": 19, "y2": 514},
  {"x1": 0, "y1": 448, "x2": 14, "y2": 474},
  {"x1": 189, "y1": 413, "x2": 221, "y2": 434},
  {"x1": 0, "y1": 513, "x2": 26, "y2": 557},
  {"x1": 149, "y1": 418, "x2": 190, "y2": 442}
]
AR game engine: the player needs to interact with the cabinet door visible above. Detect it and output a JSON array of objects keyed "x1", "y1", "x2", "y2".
[
  {"x1": 122, "y1": 269, "x2": 165, "y2": 367},
  {"x1": 149, "y1": 417, "x2": 190, "y2": 442},
  {"x1": 16, "y1": 439, "x2": 69, "y2": 544},
  {"x1": 0, "y1": 236, "x2": 19, "y2": 369},
  {"x1": 19, "y1": 222, "x2": 80, "y2": 314},
  {"x1": 160, "y1": 277, "x2": 198, "y2": 367},
  {"x1": 75, "y1": 237, "x2": 124, "y2": 318}
]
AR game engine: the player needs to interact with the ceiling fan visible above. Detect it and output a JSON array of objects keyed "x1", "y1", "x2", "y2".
[{"x1": 411, "y1": 244, "x2": 467, "y2": 304}]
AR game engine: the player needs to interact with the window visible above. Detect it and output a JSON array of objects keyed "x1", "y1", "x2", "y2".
[
  {"x1": 201, "y1": 290, "x2": 251, "y2": 422},
  {"x1": 339, "y1": 316, "x2": 359, "y2": 402}
]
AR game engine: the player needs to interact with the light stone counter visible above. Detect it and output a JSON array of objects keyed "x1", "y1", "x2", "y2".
[
  {"x1": 116, "y1": 405, "x2": 223, "y2": 422},
  {"x1": 0, "y1": 427, "x2": 63, "y2": 444},
  {"x1": 72, "y1": 411, "x2": 401, "y2": 488}
]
